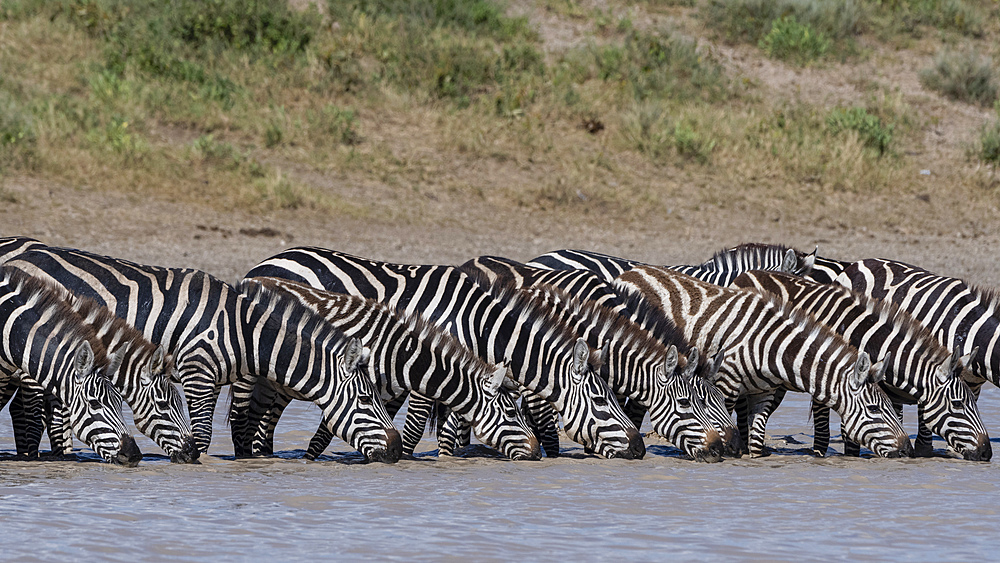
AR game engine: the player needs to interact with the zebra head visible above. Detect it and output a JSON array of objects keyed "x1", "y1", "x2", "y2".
[
  {"x1": 467, "y1": 366, "x2": 541, "y2": 460},
  {"x1": 560, "y1": 338, "x2": 645, "y2": 460},
  {"x1": 839, "y1": 352, "x2": 913, "y2": 458},
  {"x1": 67, "y1": 342, "x2": 143, "y2": 466},
  {"x1": 131, "y1": 346, "x2": 199, "y2": 464},
  {"x1": 327, "y1": 338, "x2": 402, "y2": 463},
  {"x1": 921, "y1": 348, "x2": 991, "y2": 461},
  {"x1": 647, "y1": 347, "x2": 725, "y2": 463},
  {"x1": 695, "y1": 349, "x2": 743, "y2": 456}
]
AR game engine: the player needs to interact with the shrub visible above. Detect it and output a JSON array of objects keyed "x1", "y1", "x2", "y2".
[
  {"x1": 980, "y1": 121, "x2": 1000, "y2": 167},
  {"x1": 0, "y1": 94, "x2": 37, "y2": 168},
  {"x1": 826, "y1": 106, "x2": 893, "y2": 156},
  {"x1": 309, "y1": 105, "x2": 361, "y2": 146},
  {"x1": 919, "y1": 50, "x2": 998, "y2": 107},
  {"x1": 760, "y1": 17, "x2": 830, "y2": 64},
  {"x1": 702, "y1": 0, "x2": 861, "y2": 57},
  {"x1": 327, "y1": 0, "x2": 533, "y2": 42}
]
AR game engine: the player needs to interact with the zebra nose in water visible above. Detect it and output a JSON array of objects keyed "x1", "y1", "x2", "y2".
[
  {"x1": 371, "y1": 428, "x2": 402, "y2": 464},
  {"x1": 512, "y1": 434, "x2": 541, "y2": 461},
  {"x1": 626, "y1": 427, "x2": 645, "y2": 460},
  {"x1": 695, "y1": 429, "x2": 725, "y2": 463},
  {"x1": 170, "y1": 434, "x2": 201, "y2": 464},
  {"x1": 115, "y1": 435, "x2": 143, "y2": 467},
  {"x1": 964, "y1": 438, "x2": 992, "y2": 461},
  {"x1": 721, "y1": 427, "x2": 743, "y2": 457}
]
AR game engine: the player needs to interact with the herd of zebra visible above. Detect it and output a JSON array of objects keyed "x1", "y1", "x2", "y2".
[{"x1": 0, "y1": 235, "x2": 995, "y2": 467}]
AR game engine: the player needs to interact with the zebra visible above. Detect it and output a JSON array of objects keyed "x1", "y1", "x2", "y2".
[
  {"x1": 5, "y1": 246, "x2": 402, "y2": 462},
  {"x1": 837, "y1": 258, "x2": 1000, "y2": 457},
  {"x1": 238, "y1": 276, "x2": 541, "y2": 461},
  {"x1": 0, "y1": 266, "x2": 142, "y2": 465},
  {"x1": 732, "y1": 270, "x2": 990, "y2": 460},
  {"x1": 668, "y1": 243, "x2": 816, "y2": 286},
  {"x1": 460, "y1": 256, "x2": 737, "y2": 459},
  {"x1": 611, "y1": 265, "x2": 914, "y2": 458},
  {"x1": 244, "y1": 248, "x2": 644, "y2": 459},
  {"x1": 6, "y1": 288, "x2": 199, "y2": 463}
]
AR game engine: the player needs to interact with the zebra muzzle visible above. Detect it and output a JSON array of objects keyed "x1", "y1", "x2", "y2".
[
  {"x1": 170, "y1": 434, "x2": 201, "y2": 464},
  {"x1": 626, "y1": 427, "x2": 645, "y2": 460},
  {"x1": 367, "y1": 428, "x2": 402, "y2": 464},
  {"x1": 963, "y1": 437, "x2": 992, "y2": 462},
  {"x1": 114, "y1": 435, "x2": 143, "y2": 467},
  {"x1": 511, "y1": 434, "x2": 541, "y2": 461}
]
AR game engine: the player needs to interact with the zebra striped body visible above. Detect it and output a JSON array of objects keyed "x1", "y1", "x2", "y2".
[
  {"x1": 613, "y1": 265, "x2": 913, "y2": 458},
  {"x1": 527, "y1": 249, "x2": 640, "y2": 279},
  {"x1": 0, "y1": 266, "x2": 141, "y2": 465},
  {"x1": 241, "y1": 277, "x2": 540, "y2": 461},
  {"x1": 806, "y1": 255, "x2": 853, "y2": 285},
  {"x1": 5, "y1": 247, "x2": 401, "y2": 462},
  {"x1": 732, "y1": 270, "x2": 990, "y2": 460},
  {"x1": 837, "y1": 258, "x2": 1000, "y2": 456},
  {"x1": 461, "y1": 257, "x2": 736, "y2": 460},
  {"x1": 245, "y1": 248, "x2": 643, "y2": 459},
  {"x1": 668, "y1": 243, "x2": 816, "y2": 286}
]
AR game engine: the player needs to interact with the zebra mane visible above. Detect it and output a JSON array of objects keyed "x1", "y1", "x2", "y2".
[
  {"x1": 529, "y1": 283, "x2": 682, "y2": 364},
  {"x1": 967, "y1": 281, "x2": 1000, "y2": 321},
  {"x1": 604, "y1": 285, "x2": 693, "y2": 355},
  {"x1": 64, "y1": 288, "x2": 161, "y2": 362},
  {"x1": 1, "y1": 265, "x2": 110, "y2": 363},
  {"x1": 461, "y1": 268, "x2": 586, "y2": 354},
  {"x1": 237, "y1": 279, "x2": 353, "y2": 355},
  {"x1": 703, "y1": 243, "x2": 805, "y2": 272}
]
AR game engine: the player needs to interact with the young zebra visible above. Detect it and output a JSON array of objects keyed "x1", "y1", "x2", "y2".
[
  {"x1": 460, "y1": 257, "x2": 736, "y2": 460},
  {"x1": 837, "y1": 258, "x2": 1000, "y2": 456},
  {"x1": 0, "y1": 266, "x2": 142, "y2": 465},
  {"x1": 732, "y1": 270, "x2": 990, "y2": 460},
  {"x1": 245, "y1": 248, "x2": 644, "y2": 459},
  {"x1": 238, "y1": 277, "x2": 541, "y2": 461},
  {"x1": 5, "y1": 247, "x2": 401, "y2": 462},
  {"x1": 613, "y1": 266, "x2": 914, "y2": 458},
  {"x1": 6, "y1": 290, "x2": 199, "y2": 463}
]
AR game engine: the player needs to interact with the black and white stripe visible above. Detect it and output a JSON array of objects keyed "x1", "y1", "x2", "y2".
[
  {"x1": 612, "y1": 265, "x2": 914, "y2": 458},
  {"x1": 239, "y1": 277, "x2": 541, "y2": 461},
  {"x1": 245, "y1": 248, "x2": 644, "y2": 459},
  {"x1": 837, "y1": 258, "x2": 1000, "y2": 456},
  {"x1": 5, "y1": 247, "x2": 401, "y2": 462},
  {"x1": 668, "y1": 243, "x2": 816, "y2": 286},
  {"x1": 0, "y1": 266, "x2": 141, "y2": 465},
  {"x1": 733, "y1": 270, "x2": 990, "y2": 460}
]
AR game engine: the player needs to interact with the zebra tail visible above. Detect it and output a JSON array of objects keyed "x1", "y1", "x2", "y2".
[{"x1": 427, "y1": 401, "x2": 448, "y2": 436}]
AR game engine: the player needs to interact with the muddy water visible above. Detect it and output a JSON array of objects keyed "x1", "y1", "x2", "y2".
[{"x1": 2, "y1": 389, "x2": 999, "y2": 561}]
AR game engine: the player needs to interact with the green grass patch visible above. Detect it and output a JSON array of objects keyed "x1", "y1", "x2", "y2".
[
  {"x1": 826, "y1": 106, "x2": 894, "y2": 156},
  {"x1": 920, "y1": 50, "x2": 998, "y2": 107},
  {"x1": 759, "y1": 17, "x2": 831, "y2": 64}
]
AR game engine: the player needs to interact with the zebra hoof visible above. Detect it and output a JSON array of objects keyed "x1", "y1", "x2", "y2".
[
  {"x1": 812, "y1": 449, "x2": 827, "y2": 458},
  {"x1": 749, "y1": 448, "x2": 771, "y2": 458},
  {"x1": 914, "y1": 442, "x2": 934, "y2": 458}
]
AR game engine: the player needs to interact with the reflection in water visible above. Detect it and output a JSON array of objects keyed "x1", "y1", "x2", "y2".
[{"x1": 1, "y1": 390, "x2": 999, "y2": 560}]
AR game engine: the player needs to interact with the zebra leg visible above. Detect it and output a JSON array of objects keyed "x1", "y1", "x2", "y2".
[
  {"x1": 44, "y1": 397, "x2": 74, "y2": 457},
  {"x1": 401, "y1": 392, "x2": 436, "y2": 456},
  {"x1": 523, "y1": 391, "x2": 560, "y2": 458},
  {"x1": 437, "y1": 412, "x2": 466, "y2": 456},
  {"x1": 229, "y1": 376, "x2": 259, "y2": 458},
  {"x1": 621, "y1": 397, "x2": 647, "y2": 430},
  {"x1": 181, "y1": 374, "x2": 222, "y2": 454},
  {"x1": 811, "y1": 400, "x2": 831, "y2": 457},
  {"x1": 735, "y1": 396, "x2": 751, "y2": 456},
  {"x1": 746, "y1": 389, "x2": 786, "y2": 458},
  {"x1": 305, "y1": 423, "x2": 334, "y2": 461},
  {"x1": 11, "y1": 383, "x2": 45, "y2": 458},
  {"x1": 246, "y1": 378, "x2": 281, "y2": 456},
  {"x1": 914, "y1": 404, "x2": 935, "y2": 457},
  {"x1": 251, "y1": 389, "x2": 292, "y2": 457}
]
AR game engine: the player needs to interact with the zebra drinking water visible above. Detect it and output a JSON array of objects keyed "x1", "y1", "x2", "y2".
[
  {"x1": 0, "y1": 266, "x2": 141, "y2": 465},
  {"x1": 5, "y1": 247, "x2": 401, "y2": 462},
  {"x1": 238, "y1": 277, "x2": 541, "y2": 461},
  {"x1": 732, "y1": 270, "x2": 990, "y2": 460},
  {"x1": 245, "y1": 248, "x2": 644, "y2": 459}
]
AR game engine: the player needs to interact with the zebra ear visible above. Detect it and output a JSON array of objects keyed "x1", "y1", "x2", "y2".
[
  {"x1": 659, "y1": 345, "x2": 678, "y2": 384},
  {"x1": 781, "y1": 248, "x2": 798, "y2": 273},
  {"x1": 74, "y1": 341, "x2": 95, "y2": 382},
  {"x1": 343, "y1": 338, "x2": 365, "y2": 372},
  {"x1": 958, "y1": 347, "x2": 977, "y2": 371},
  {"x1": 151, "y1": 346, "x2": 166, "y2": 375},
  {"x1": 484, "y1": 366, "x2": 506, "y2": 398},
  {"x1": 801, "y1": 246, "x2": 817, "y2": 273},
  {"x1": 851, "y1": 352, "x2": 871, "y2": 389},
  {"x1": 869, "y1": 354, "x2": 889, "y2": 385},
  {"x1": 682, "y1": 348, "x2": 699, "y2": 379},
  {"x1": 572, "y1": 338, "x2": 590, "y2": 379},
  {"x1": 706, "y1": 348, "x2": 727, "y2": 379},
  {"x1": 106, "y1": 349, "x2": 125, "y2": 378}
]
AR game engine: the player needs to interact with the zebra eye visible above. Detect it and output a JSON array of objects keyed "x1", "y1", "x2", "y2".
[
  {"x1": 951, "y1": 399, "x2": 965, "y2": 411},
  {"x1": 358, "y1": 395, "x2": 373, "y2": 407},
  {"x1": 678, "y1": 398, "x2": 691, "y2": 408},
  {"x1": 866, "y1": 404, "x2": 882, "y2": 417},
  {"x1": 592, "y1": 396, "x2": 608, "y2": 407},
  {"x1": 88, "y1": 399, "x2": 103, "y2": 411}
]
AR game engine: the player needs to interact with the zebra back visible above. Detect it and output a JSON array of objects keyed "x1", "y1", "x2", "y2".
[
  {"x1": 0, "y1": 266, "x2": 140, "y2": 465},
  {"x1": 805, "y1": 254, "x2": 854, "y2": 284},
  {"x1": 733, "y1": 270, "x2": 989, "y2": 460},
  {"x1": 526, "y1": 249, "x2": 640, "y2": 280},
  {"x1": 668, "y1": 243, "x2": 815, "y2": 286},
  {"x1": 613, "y1": 265, "x2": 913, "y2": 458}
]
